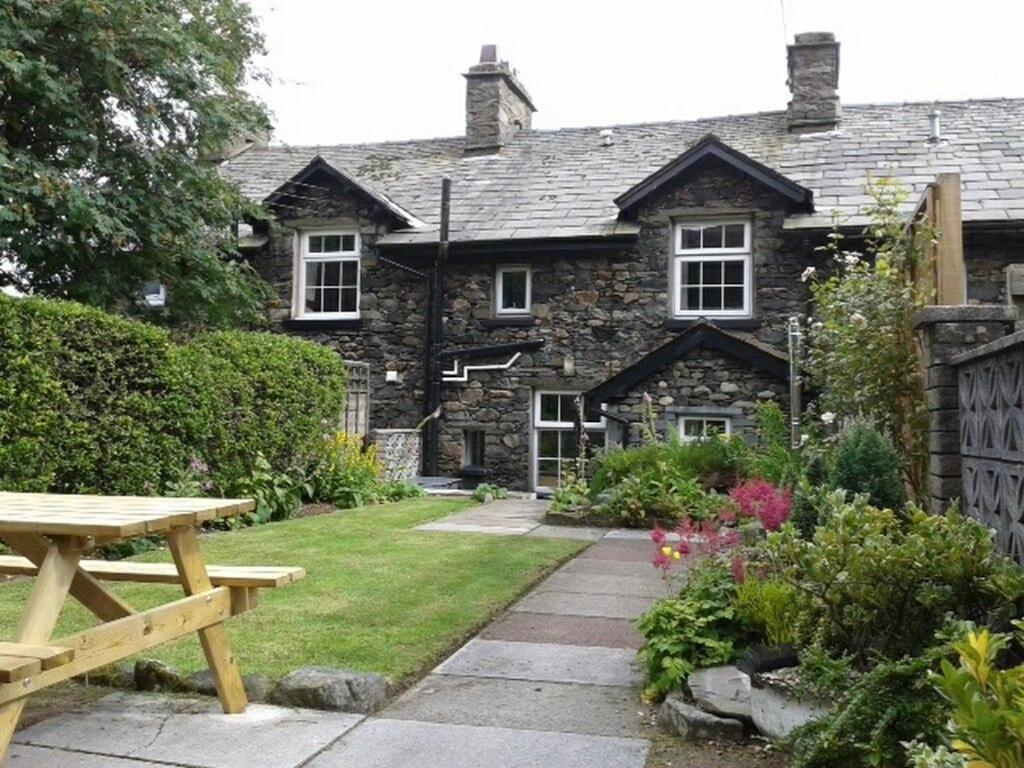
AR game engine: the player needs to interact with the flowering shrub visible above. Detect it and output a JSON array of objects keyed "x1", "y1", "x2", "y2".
[
  {"x1": 310, "y1": 432, "x2": 384, "y2": 509},
  {"x1": 729, "y1": 478, "x2": 792, "y2": 531}
]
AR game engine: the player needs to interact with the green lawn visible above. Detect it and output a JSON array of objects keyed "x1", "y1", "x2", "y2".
[{"x1": 0, "y1": 498, "x2": 586, "y2": 684}]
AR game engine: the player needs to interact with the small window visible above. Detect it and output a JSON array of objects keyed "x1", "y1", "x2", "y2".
[
  {"x1": 496, "y1": 266, "x2": 531, "y2": 315},
  {"x1": 141, "y1": 281, "x2": 166, "y2": 309},
  {"x1": 673, "y1": 221, "x2": 752, "y2": 319},
  {"x1": 678, "y1": 416, "x2": 732, "y2": 442},
  {"x1": 463, "y1": 429, "x2": 486, "y2": 468},
  {"x1": 299, "y1": 231, "x2": 360, "y2": 319}
]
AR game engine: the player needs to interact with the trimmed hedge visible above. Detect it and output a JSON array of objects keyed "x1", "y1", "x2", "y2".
[{"x1": 0, "y1": 296, "x2": 347, "y2": 494}]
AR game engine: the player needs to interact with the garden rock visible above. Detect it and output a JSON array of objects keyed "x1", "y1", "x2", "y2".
[
  {"x1": 749, "y1": 670, "x2": 830, "y2": 739},
  {"x1": 191, "y1": 670, "x2": 274, "y2": 703},
  {"x1": 687, "y1": 665, "x2": 752, "y2": 720},
  {"x1": 658, "y1": 692, "x2": 745, "y2": 742},
  {"x1": 133, "y1": 659, "x2": 194, "y2": 693},
  {"x1": 272, "y1": 666, "x2": 388, "y2": 713}
]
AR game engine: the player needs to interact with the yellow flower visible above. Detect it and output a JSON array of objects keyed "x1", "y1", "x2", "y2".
[
  {"x1": 661, "y1": 546, "x2": 672, "y2": 557},
  {"x1": 672, "y1": 551, "x2": 681, "y2": 560}
]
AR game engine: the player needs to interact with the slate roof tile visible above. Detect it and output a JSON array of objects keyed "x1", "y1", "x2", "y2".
[{"x1": 220, "y1": 99, "x2": 1024, "y2": 243}]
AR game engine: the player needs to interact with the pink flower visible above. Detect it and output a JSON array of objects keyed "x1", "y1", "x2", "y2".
[
  {"x1": 729, "y1": 479, "x2": 793, "y2": 531},
  {"x1": 651, "y1": 527, "x2": 666, "y2": 546},
  {"x1": 730, "y1": 556, "x2": 747, "y2": 583},
  {"x1": 718, "y1": 507, "x2": 737, "y2": 525}
]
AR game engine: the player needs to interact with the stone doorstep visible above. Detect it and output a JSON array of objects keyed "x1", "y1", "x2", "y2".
[
  {"x1": 480, "y1": 613, "x2": 644, "y2": 649},
  {"x1": 10, "y1": 692, "x2": 364, "y2": 768},
  {"x1": 304, "y1": 718, "x2": 649, "y2": 768},
  {"x1": 434, "y1": 639, "x2": 642, "y2": 688},
  {"x1": 384, "y1": 675, "x2": 647, "y2": 738}
]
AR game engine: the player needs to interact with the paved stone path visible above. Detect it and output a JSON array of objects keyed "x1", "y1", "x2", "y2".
[{"x1": 5, "y1": 504, "x2": 669, "y2": 768}]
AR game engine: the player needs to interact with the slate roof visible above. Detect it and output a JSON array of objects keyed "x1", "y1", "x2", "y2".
[{"x1": 220, "y1": 98, "x2": 1024, "y2": 245}]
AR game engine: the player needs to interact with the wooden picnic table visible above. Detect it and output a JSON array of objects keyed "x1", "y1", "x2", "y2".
[{"x1": 0, "y1": 492, "x2": 306, "y2": 762}]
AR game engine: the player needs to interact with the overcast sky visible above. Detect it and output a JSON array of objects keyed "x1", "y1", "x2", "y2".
[{"x1": 245, "y1": 0, "x2": 1024, "y2": 147}]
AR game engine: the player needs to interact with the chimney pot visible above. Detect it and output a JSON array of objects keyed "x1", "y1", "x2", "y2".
[
  {"x1": 464, "y1": 45, "x2": 536, "y2": 153},
  {"x1": 928, "y1": 109, "x2": 942, "y2": 143},
  {"x1": 786, "y1": 32, "x2": 841, "y2": 132}
]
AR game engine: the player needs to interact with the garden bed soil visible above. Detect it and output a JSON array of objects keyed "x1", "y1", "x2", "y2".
[{"x1": 643, "y1": 730, "x2": 786, "y2": 768}]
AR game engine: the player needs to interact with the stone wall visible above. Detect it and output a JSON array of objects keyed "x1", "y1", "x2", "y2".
[
  {"x1": 913, "y1": 305, "x2": 1018, "y2": 514},
  {"x1": 373, "y1": 429, "x2": 421, "y2": 482},
  {"x1": 964, "y1": 229, "x2": 1024, "y2": 303}
]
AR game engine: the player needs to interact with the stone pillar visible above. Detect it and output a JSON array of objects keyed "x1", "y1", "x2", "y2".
[
  {"x1": 913, "y1": 305, "x2": 1018, "y2": 513},
  {"x1": 786, "y1": 32, "x2": 841, "y2": 132}
]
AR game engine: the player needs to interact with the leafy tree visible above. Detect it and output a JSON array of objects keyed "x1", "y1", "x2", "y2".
[
  {"x1": 805, "y1": 178, "x2": 934, "y2": 498},
  {"x1": 0, "y1": 0, "x2": 273, "y2": 326}
]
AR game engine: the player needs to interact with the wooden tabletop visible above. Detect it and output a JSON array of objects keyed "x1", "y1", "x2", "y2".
[{"x1": 0, "y1": 493, "x2": 255, "y2": 539}]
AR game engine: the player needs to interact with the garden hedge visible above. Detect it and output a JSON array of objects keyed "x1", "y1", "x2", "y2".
[{"x1": 0, "y1": 295, "x2": 347, "y2": 494}]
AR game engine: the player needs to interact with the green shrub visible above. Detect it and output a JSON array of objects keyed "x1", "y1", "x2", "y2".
[
  {"x1": 590, "y1": 437, "x2": 743, "y2": 497},
  {"x1": 0, "y1": 295, "x2": 347, "y2": 494},
  {"x1": 227, "y1": 454, "x2": 311, "y2": 525},
  {"x1": 472, "y1": 483, "x2": 508, "y2": 503},
  {"x1": 636, "y1": 560, "x2": 746, "y2": 699},
  {"x1": 733, "y1": 576, "x2": 804, "y2": 646},
  {"x1": 761, "y1": 504, "x2": 1024, "y2": 668},
  {"x1": 379, "y1": 480, "x2": 425, "y2": 502},
  {"x1": 600, "y1": 473, "x2": 722, "y2": 527},
  {"x1": 310, "y1": 433, "x2": 383, "y2": 509},
  {"x1": 828, "y1": 421, "x2": 905, "y2": 510}
]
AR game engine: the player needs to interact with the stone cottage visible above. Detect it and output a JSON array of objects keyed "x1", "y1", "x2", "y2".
[{"x1": 220, "y1": 34, "x2": 1024, "y2": 492}]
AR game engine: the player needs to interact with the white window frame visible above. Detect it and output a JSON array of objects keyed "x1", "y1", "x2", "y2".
[
  {"x1": 678, "y1": 415, "x2": 732, "y2": 442},
  {"x1": 533, "y1": 390, "x2": 606, "y2": 492},
  {"x1": 672, "y1": 220, "x2": 752, "y2": 319},
  {"x1": 297, "y1": 230, "x2": 361, "y2": 319},
  {"x1": 495, "y1": 265, "x2": 532, "y2": 316}
]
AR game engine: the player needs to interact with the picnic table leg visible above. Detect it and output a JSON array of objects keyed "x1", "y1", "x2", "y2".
[
  {"x1": 165, "y1": 527, "x2": 248, "y2": 714},
  {"x1": 3, "y1": 533, "x2": 135, "y2": 622},
  {"x1": 0, "y1": 538, "x2": 82, "y2": 762}
]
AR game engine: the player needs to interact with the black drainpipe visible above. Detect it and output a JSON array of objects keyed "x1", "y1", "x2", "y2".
[{"x1": 422, "y1": 176, "x2": 451, "y2": 476}]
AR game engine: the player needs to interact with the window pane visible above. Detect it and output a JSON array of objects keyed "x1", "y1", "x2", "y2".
[
  {"x1": 537, "y1": 461, "x2": 559, "y2": 488},
  {"x1": 306, "y1": 261, "x2": 324, "y2": 287},
  {"x1": 702, "y1": 287, "x2": 722, "y2": 310},
  {"x1": 724, "y1": 261, "x2": 744, "y2": 284},
  {"x1": 705, "y1": 419, "x2": 728, "y2": 435},
  {"x1": 701, "y1": 225, "x2": 724, "y2": 248},
  {"x1": 341, "y1": 234, "x2": 356, "y2": 252},
  {"x1": 561, "y1": 430, "x2": 579, "y2": 458},
  {"x1": 308, "y1": 236, "x2": 323, "y2": 253},
  {"x1": 322, "y1": 235, "x2": 342, "y2": 252},
  {"x1": 683, "y1": 419, "x2": 702, "y2": 437},
  {"x1": 538, "y1": 430, "x2": 559, "y2": 457},
  {"x1": 501, "y1": 270, "x2": 528, "y2": 310},
  {"x1": 684, "y1": 286, "x2": 700, "y2": 310},
  {"x1": 680, "y1": 227, "x2": 701, "y2": 250},
  {"x1": 341, "y1": 260, "x2": 358, "y2": 286},
  {"x1": 323, "y1": 261, "x2": 341, "y2": 287},
  {"x1": 724, "y1": 286, "x2": 744, "y2": 309},
  {"x1": 724, "y1": 223, "x2": 745, "y2": 248},
  {"x1": 340, "y1": 287, "x2": 358, "y2": 312},
  {"x1": 322, "y1": 287, "x2": 341, "y2": 313},
  {"x1": 685, "y1": 262, "x2": 701, "y2": 285},
  {"x1": 539, "y1": 394, "x2": 559, "y2": 423},
  {"x1": 702, "y1": 261, "x2": 723, "y2": 285},
  {"x1": 560, "y1": 395, "x2": 579, "y2": 425},
  {"x1": 305, "y1": 288, "x2": 322, "y2": 313}
]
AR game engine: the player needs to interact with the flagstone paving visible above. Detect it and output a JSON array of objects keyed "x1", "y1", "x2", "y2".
[{"x1": 6, "y1": 502, "x2": 670, "y2": 768}]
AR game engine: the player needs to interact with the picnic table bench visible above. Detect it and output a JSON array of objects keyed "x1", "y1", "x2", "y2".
[{"x1": 0, "y1": 492, "x2": 306, "y2": 762}]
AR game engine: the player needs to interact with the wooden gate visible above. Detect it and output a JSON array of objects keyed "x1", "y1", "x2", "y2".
[{"x1": 343, "y1": 361, "x2": 370, "y2": 435}]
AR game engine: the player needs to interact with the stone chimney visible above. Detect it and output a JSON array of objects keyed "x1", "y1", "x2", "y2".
[
  {"x1": 464, "y1": 45, "x2": 537, "y2": 153},
  {"x1": 786, "y1": 32, "x2": 840, "y2": 132}
]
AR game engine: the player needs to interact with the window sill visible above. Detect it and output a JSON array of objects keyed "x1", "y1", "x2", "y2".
[
  {"x1": 664, "y1": 318, "x2": 760, "y2": 331},
  {"x1": 484, "y1": 316, "x2": 535, "y2": 328},
  {"x1": 282, "y1": 318, "x2": 363, "y2": 331}
]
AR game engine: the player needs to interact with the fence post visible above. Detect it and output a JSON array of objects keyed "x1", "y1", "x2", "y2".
[{"x1": 913, "y1": 305, "x2": 1018, "y2": 514}]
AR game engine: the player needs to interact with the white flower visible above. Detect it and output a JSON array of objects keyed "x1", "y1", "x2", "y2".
[
  {"x1": 812, "y1": 321, "x2": 823, "y2": 330},
  {"x1": 842, "y1": 253, "x2": 861, "y2": 269},
  {"x1": 821, "y1": 411, "x2": 836, "y2": 425},
  {"x1": 800, "y1": 266, "x2": 817, "y2": 282},
  {"x1": 800, "y1": 433, "x2": 810, "y2": 445},
  {"x1": 851, "y1": 312, "x2": 867, "y2": 326}
]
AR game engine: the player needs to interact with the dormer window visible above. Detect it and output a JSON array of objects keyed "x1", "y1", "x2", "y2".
[
  {"x1": 672, "y1": 221, "x2": 752, "y2": 319},
  {"x1": 299, "y1": 231, "x2": 360, "y2": 319},
  {"x1": 495, "y1": 265, "x2": 531, "y2": 315}
]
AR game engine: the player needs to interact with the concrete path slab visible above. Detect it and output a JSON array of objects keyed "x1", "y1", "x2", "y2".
[
  {"x1": 577, "y1": 540, "x2": 655, "y2": 562},
  {"x1": 435, "y1": 639, "x2": 641, "y2": 687},
  {"x1": 4, "y1": 744, "x2": 176, "y2": 768},
  {"x1": 512, "y1": 590, "x2": 655, "y2": 620},
  {"x1": 416, "y1": 522, "x2": 536, "y2": 536},
  {"x1": 306, "y1": 718, "x2": 649, "y2": 768},
  {"x1": 12, "y1": 693, "x2": 363, "y2": 768},
  {"x1": 603, "y1": 529, "x2": 682, "y2": 542},
  {"x1": 481, "y1": 612, "x2": 644, "y2": 649},
  {"x1": 385, "y1": 675, "x2": 647, "y2": 737},
  {"x1": 525, "y1": 524, "x2": 606, "y2": 541},
  {"x1": 539, "y1": 571, "x2": 674, "y2": 598},
  {"x1": 558, "y1": 558, "x2": 664, "y2": 578}
]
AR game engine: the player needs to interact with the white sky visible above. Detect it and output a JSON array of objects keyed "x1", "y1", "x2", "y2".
[{"x1": 245, "y1": 0, "x2": 1024, "y2": 147}]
